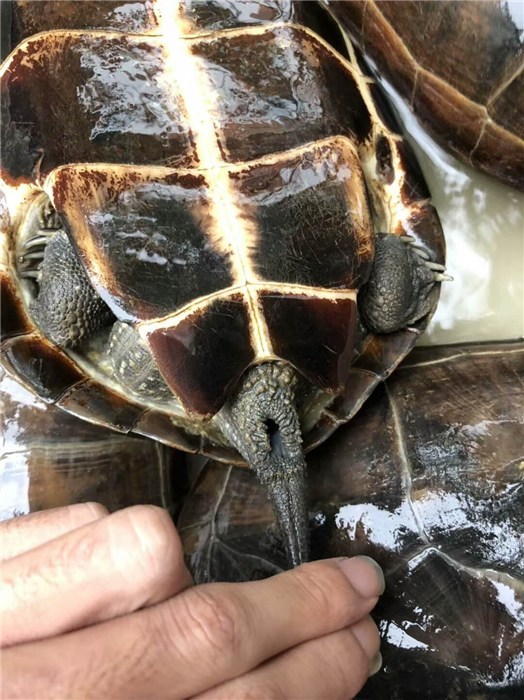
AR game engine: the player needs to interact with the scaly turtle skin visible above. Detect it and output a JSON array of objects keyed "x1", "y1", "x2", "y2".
[
  {"x1": 0, "y1": 0, "x2": 447, "y2": 564},
  {"x1": 178, "y1": 341, "x2": 524, "y2": 698},
  {"x1": 327, "y1": 0, "x2": 524, "y2": 191}
]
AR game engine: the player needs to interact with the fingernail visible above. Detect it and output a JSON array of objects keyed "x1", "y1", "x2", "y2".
[
  {"x1": 336, "y1": 556, "x2": 385, "y2": 597},
  {"x1": 370, "y1": 652, "x2": 382, "y2": 676}
]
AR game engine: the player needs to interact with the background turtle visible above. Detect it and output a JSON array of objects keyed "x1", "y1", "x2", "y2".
[
  {"x1": 0, "y1": 0, "x2": 448, "y2": 564},
  {"x1": 326, "y1": 0, "x2": 524, "y2": 191},
  {"x1": 0, "y1": 364, "x2": 181, "y2": 520},
  {"x1": 178, "y1": 341, "x2": 524, "y2": 698}
]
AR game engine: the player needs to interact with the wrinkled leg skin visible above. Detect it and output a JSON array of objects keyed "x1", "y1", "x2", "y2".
[
  {"x1": 31, "y1": 231, "x2": 112, "y2": 348},
  {"x1": 360, "y1": 233, "x2": 441, "y2": 334}
]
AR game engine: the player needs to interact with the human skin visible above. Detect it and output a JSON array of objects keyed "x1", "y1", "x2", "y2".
[{"x1": 1, "y1": 503, "x2": 383, "y2": 699}]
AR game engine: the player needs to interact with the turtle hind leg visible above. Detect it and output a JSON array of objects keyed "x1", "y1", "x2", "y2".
[
  {"x1": 360, "y1": 233, "x2": 450, "y2": 334},
  {"x1": 30, "y1": 230, "x2": 113, "y2": 348}
]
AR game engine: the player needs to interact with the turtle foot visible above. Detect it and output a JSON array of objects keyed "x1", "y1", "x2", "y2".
[
  {"x1": 360, "y1": 232, "x2": 450, "y2": 334},
  {"x1": 29, "y1": 230, "x2": 113, "y2": 348}
]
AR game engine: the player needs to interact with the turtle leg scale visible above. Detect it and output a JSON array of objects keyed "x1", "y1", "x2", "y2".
[
  {"x1": 360, "y1": 233, "x2": 450, "y2": 334},
  {"x1": 29, "y1": 230, "x2": 112, "y2": 348}
]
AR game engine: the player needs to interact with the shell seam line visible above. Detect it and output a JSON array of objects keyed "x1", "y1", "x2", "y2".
[{"x1": 385, "y1": 382, "x2": 430, "y2": 545}]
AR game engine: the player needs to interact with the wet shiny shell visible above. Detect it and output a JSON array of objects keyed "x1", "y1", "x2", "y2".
[
  {"x1": 178, "y1": 341, "x2": 524, "y2": 697},
  {"x1": 0, "y1": 364, "x2": 179, "y2": 519},
  {"x1": 327, "y1": 0, "x2": 524, "y2": 190},
  {"x1": 1, "y1": 1, "x2": 443, "y2": 461}
]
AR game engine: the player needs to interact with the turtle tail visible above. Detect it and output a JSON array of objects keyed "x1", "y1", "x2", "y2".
[{"x1": 217, "y1": 362, "x2": 309, "y2": 567}]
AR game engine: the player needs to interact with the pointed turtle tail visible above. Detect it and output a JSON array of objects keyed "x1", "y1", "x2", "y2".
[{"x1": 217, "y1": 362, "x2": 309, "y2": 567}]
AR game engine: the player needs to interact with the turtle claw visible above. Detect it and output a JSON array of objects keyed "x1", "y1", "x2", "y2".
[
  {"x1": 411, "y1": 246, "x2": 430, "y2": 261},
  {"x1": 434, "y1": 271, "x2": 454, "y2": 282},
  {"x1": 24, "y1": 234, "x2": 50, "y2": 250},
  {"x1": 19, "y1": 251, "x2": 45, "y2": 261},
  {"x1": 19, "y1": 269, "x2": 41, "y2": 280},
  {"x1": 402, "y1": 235, "x2": 451, "y2": 282},
  {"x1": 425, "y1": 260, "x2": 446, "y2": 272},
  {"x1": 18, "y1": 228, "x2": 59, "y2": 278}
]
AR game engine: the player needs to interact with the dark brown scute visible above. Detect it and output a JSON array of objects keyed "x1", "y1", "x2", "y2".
[
  {"x1": 199, "y1": 439, "x2": 246, "y2": 467},
  {"x1": 376, "y1": 1, "x2": 521, "y2": 107},
  {"x1": 326, "y1": 329, "x2": 419, "y2": 425},
  {"x1": 233, "y1": 138, "x2": 373, "y2": 289},
  {"x1": 194, "y1": 25, "x2": 374, "y2": 160},
  {"x1": 1, "y1": 334, "x2": 85, "y2": 401},
  {"x1": 1, "y1": 32, "x2": 195, "y2": 184},
  {"x1": 51, "y1": 166, "x2": 233, "y2": 322},
  {"x1": 0, "y1": 273, "x2": 32, "y2": 340},
  {"x1": 133, "y1": 410, "x2": 202, "y2": 454},
  {"x1": 351, "y1": 329, "x2": 419, "y2": 378},
  {"x1": 57, "y1": 381, "x2": 145, "y2": 433},
  {"x1": 146, "y1": 295, "x2": 255, "y2": 417},
  {"x1": 260, "y1": 293, "x2": 357, "y2": 392},
  {"x1": 8, "y1": 0, "x2": 154, "y2": 43}
]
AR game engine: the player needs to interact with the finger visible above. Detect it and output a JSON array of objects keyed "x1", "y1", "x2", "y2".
[
  {"x1": 1, "y1": 505, "x2": 192, "y2": 647},
  {"x1": 1, "y1": 556, "x2": 384, "y2": 698},
  {"x1": 1, "y1": 503, "x2": 109, "y2": 560},
  {"x1": 194, "y1": 616, "x2": 381, "y2": 700}
]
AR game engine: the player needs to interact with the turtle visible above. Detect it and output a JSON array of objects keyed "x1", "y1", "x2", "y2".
[
  {"x1": 0, "y1": 0, "x2": 449, "y2": 565},
  {"x1": 0, "y1": 363, "x2": 181, "y2": 520},
  {"x1": 325, "y1": 0, "x2": 524, "y2": 192},
  {"x1": 178, "y1": 341, "x2": 524, "y2": 698}
]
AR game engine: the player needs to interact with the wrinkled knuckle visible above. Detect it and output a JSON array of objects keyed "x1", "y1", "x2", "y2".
[{"x1": 179, "y1": 587, "x2": 244, "y2": 657}]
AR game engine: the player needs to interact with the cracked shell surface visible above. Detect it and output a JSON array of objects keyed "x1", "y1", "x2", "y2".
[{"x1": 178, "y1": 342, "x2": 524, "y2": 697}]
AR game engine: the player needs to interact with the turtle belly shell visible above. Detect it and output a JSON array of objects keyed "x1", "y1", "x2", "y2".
[{"x1": 1, "y1": 0, "x2": 444, "y2": 458}]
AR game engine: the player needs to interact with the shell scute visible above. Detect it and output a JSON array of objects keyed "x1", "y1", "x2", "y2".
[
  {"x1": 231, "y1": 138, "x2": 373, "y2": 289},
  {"x1": 260, "y1": 293, "x2": 357, "y2": 392},
  {"x1": 1, "y1": 31, "x2": 194, "y2": 185},
  {"x1": 56, "y1": 380, "x2": 145, "y2": 433},
  {"x1": 0, "y1": 273, "x2": 33, "y2": 340},
  {"x1": 49, "y1": 165, "x2": 233, "y2": 322},
  {"x1": 145, "y1": 294, "x2": 255, "y2": 416},
  {"x1": 1, "y1": 334, "x2": 84, "y2": 402},
  {"x1": 194, "y1": 24, "x2": 374, "y2": 162}
]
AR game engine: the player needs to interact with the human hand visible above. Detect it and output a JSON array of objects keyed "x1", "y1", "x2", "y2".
[{"x1": 1, "y1": 503, "x2": 383, "y2": 699}]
